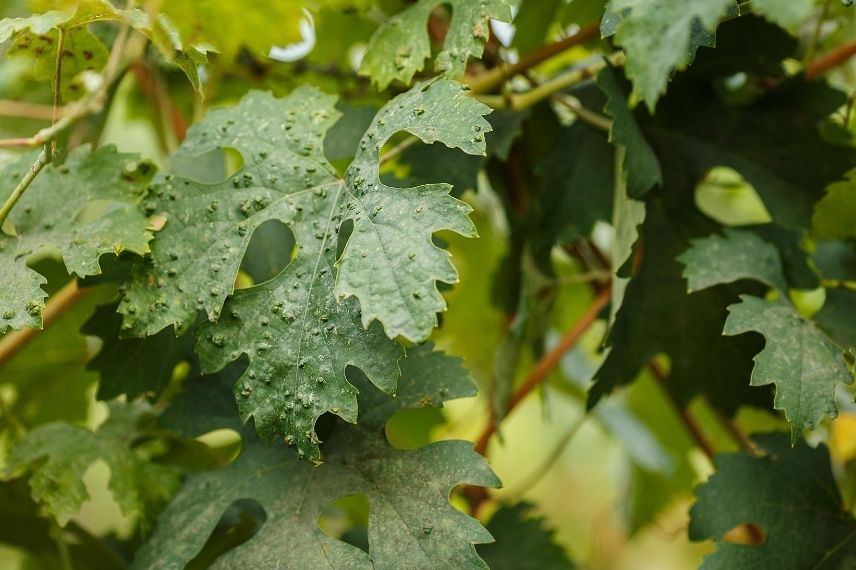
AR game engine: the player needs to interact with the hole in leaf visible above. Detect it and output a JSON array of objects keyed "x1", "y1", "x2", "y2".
[
  {"x1": 379, "y1": 138, "x2": 480, "y2": 198},
  {"x1": 695, "y1": 167, "x2": 771, "y2": 226},
  {"x1": 385, "y1": 407, "x2": 446, "y2": 450},
  {"x1": 186, "y1": 499, "x2": 267, "y2": 569},
  {"x1": 238, "y1": 220, "x2": 296, "y2": 286},
  {"x1": 722, "y1": 523, "x2": 766, "y2": 546},
  {"x1": 336, "y1": 218, "x2": 353, "y2": 260},
  {"x1": 317, "y1": 494, "x2": 370, "y2": 554},
  {"x1": 171, "y1": 147, "x2": 243, "y2": 183}
]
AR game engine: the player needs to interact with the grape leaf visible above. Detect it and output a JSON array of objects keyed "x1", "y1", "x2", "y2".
[
  {"x1": 536, "y1": 122, "x2": 614, "y2": 254},
  {"x1": 159, "y1": 0, "x2": 306, "y2": 62},
  {"x1": 133, "y1": 345, "x2": 500, "y2": 569},
  {"x1": 82, "y1": 302, "x2": 196, "y2": 400},
  {"x1": 602, "y1": 0, "x2": 735, "y2": 110},
  {"x1": 750, "y1": 0, "x2": 814, "y2": 30},
  {"x1": 689, "y1": 434, "x2": 856, "y2": 569},
  {"x1": 122, "y1": 80, "x2": 489, "y2": 459},
  {"x1": 0, "y1": 0, "x2": 209, "y2": 92},
  {"x1": 121, "y1": 80, "x2": 487, "y2": 341},
  {"x1": 7, "y1": 26, "x2": 108, "y2": 101},
  {"x1": 3, "y1": 400, "x2": 181, "y2": 527},
  {"x1": 723, "y1": 295, "x2": 853, "y2": 443},
  {"x1": 813, "y1": 168, "x2": 856, "y2": 240},
  {"x1": 0, "y1": 146, "x2": 155, "y2": 333},
  {"x1": 360, "y1": 0, "x2": 512, "y2": 89},
  {"x1": 596, "y1": 60, "x2": 661, "y2": 198},
  {"x1": 477, "y1": 503, "x2": 575, "y2": 569},
  {"x1": 588, "y1": 202, "x2": 766, "y2": 413},
  {"x1": 678, "y1": 229, "x2": 788, "y2": 293}
]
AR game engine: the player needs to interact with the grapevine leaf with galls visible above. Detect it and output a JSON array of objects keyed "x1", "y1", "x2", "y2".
[
  {"x1": 3, "y1": 401, "x2": 181, "y2": 528},
  {"x1": 0, "y1": 146, "x2": 155, "y2": 333},
  {"x1": 122, "y1": 80, "x2": 490, "y2": 459},
  {"x1": 133, "y1": 345, "x2": 501, "y2": 569},
  {"x1": 360, "y1": 0, "x2": 512, "y2": 89},
  {"x1": 723, "y1": 296, "x2": 854, "y2": 444}
]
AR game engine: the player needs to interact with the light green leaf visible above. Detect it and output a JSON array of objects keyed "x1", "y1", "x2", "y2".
[
  {"x1": 360, "y1": 0, "x2": 512, "y2": 89},
  {"x1": 813, "y1": 168, "x2": 856, "y2": 240},
  {"x1": 7, "y1": 26, "x2": 108, "y2": 101},
  {"x1": 159, "y1": 0, "x2": 306, "y2": 62},
  {"x1": 4, "y1": 401, "x2": 181, "y2": 528},
  {"x1": 690, "y1": 434, "x2": 856, "y2": 568},
  {"x1": 604, "y1": 0, "x2": 734, "y2": 110},
  {"x1": 133, "y1": 346, "x2": 500, "y2": 569},
  {"x1": 0, "y1": 146, "x2": 155, "y2": 333},
  {"x1": 723, "y1": 296, "x2": 853, "y2": 443},
  {"x1": 0, "y1": 0, "x2": 209, "y2": 92},
  {"x1": 677, "y1": 229, "x2": 787, "y2": 293},
  {"x1": 596, "y1": 61, "x2": 661, "y2": 198},
  {"x1": 750, "y1": 0, "x2": 814, "y2": 30}
]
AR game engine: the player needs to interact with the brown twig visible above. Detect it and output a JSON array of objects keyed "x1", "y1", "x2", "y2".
[
  {"x1": 473, "y1": 286, "x2": 612, "y2": 456},
  {"x1": 806, "y1": 38, "x2": 856, "y2": 80},
  {"x1": 467, "y1": 21, "x2": 601, "y2": 94},
  {"x1": 0, "y1": 280, "x2": 92, "y2": 371},
  {"x1": 647, "y1": 360, "x2": 716, "y2": 460},
  {"x1": 0, "y1": 100, "x2": 62, "y2": 120}
]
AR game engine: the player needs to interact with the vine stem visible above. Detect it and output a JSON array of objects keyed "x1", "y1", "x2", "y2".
[
  {"x1": 647, "y1": 360, "x2": 717, "y2": 461},
  {"x1": 473, "y1": 286, "x2": 611, "y2": 456},
  {"x1": 0, "y1": 100, "x2": 60, "y2": 120},
  {"x1": 48, "y1": 29, "x2": 66, "y2": 160},
  {"x1": 475, "y1": 52, "x2": 625, "y2": 113},
  {"x1": 466, "y1": 21, "x2": 601, "y2": 94},
  {"x1": 50, "y1": 518, "x2": 73, "y2": 570},
  {"x1": 806, "y1": 38, "x2": 856, "y2": 79},
  {"x1": 0, "y1": 150, "x2": 50, "y2": 227},
  {"x1": 0, "y1": 280, "x2": 90, "y2": 371}
]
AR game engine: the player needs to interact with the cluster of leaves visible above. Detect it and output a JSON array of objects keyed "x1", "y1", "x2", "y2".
[{"x1": 1, "y1": 0, "x2": 856, "y2": 568}]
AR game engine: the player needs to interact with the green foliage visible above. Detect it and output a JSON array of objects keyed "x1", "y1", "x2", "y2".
[
  {"x1": 602, "y1": 0, "x2": 735, "y2": 109},
  {"x1": 360, "y1": 0, "x2": 512, "y2": 89},
  {"x1": 477, "y1": 503, "x2": 575, "y2": 569},
  {"x1": 690, "y1": 434, "x2": 856, "y2": 568},
  {"x1": 134, "y1": 346, "x2": 500, "y2": 569},
  {"x1": 724, "y1": 296, "x2": 853, "y2": 443},
  {"x1": 2, "y1": 1, "x2": 856, "y2": 567},
  {"x1": 4, "y1": 400, "x2": 181, "y2": 528},
  {"x1": 0, "y1": 146, "x2": 154, "y2": 333}
]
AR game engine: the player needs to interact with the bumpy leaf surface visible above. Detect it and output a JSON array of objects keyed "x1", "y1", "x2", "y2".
[
  {"x1": 122, "y1": 80, "x2": 489, "y2": 459},
  {"x1": 596, "y1": 61, "x2": 661, "y2": 198},
  {"x1": 360, "y1": 0, "x2": 512, "y2": 89},
  {"x1": 690, "y1": 434, "x2": 856, "y2": 568},
  {"x1": 477, "y1": 503, "x2": 575, "y2": 569},
  {"x1": 133, "y1": 346, "x2": 500, "y2": 569},
  {"x1": 4, "y1": 401, "x2": 180, "y2": 527},
  {"x1": 724, "y1": 296, "x2": 853, "y2": 443},
  {"x1": 678, "y1": 229, "x2": 787, "y2": 293},
  {"x1": 603, "y1": 0, "x2": 734, "y2": 109},
  {"x1": 0, "y1": 146, "x2": 154, "y2": 333}
]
